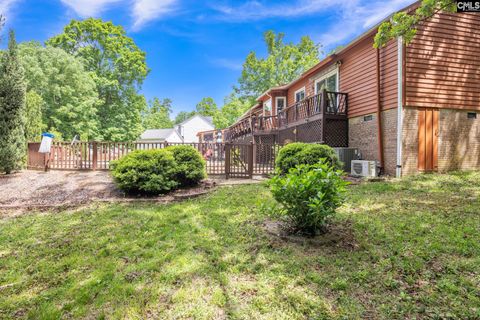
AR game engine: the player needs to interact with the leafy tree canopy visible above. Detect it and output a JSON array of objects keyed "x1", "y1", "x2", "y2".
[
  {"x1": 25, "y1": 90, "x2": 46, "y2": 142},
  {"x1": 213, "y1": 94, "x2": 251, "y2": 129},
  {"x1": 18, "y1": 42, "x2": 100, "y2": 140},
  {"x1": 374, "y1": 0, "x2": 457, "y2": 48},
  {"x1": 47, "y1": 18, "x2": 149, "y2": 141},
  {"x1": 143, "y1": 97, "x2": 173, "y2": 129},
  {"x1": 174, "y1": 111, "x2": 196, "y2": 125},
  {"x1": 236, "y1": 30, "x2": 320, "y2": 102},
  {"x1": 196, "y1": 97, "x2": 218, "y2": 117}
]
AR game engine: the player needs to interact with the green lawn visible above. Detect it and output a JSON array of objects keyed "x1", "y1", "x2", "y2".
[{"x1": 1, "y1": 172, "x2": 479, "y2": 319}]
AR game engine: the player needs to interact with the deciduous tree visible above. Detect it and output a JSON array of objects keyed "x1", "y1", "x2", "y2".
[
  {"x1": 236, "y1": 30, "x2": 320, "y2": 102},
  {"x1": 196, "y1": 97, "x2": 218, "y2": 117},
  {"x1": 143, "y1": 97, "x2": 174, "y2": 129},
  {"x1": 374, "y1": 0, "x2": 457, "y2": 48},
  {"x1": 25, "y1": 91, "x2": 46, "y2": 142},
  {"x1": 213, "y1": 94, "x2": 251, "y2": 129},
  {"x1": 47, "y1": 18, "x2": 149, "y2": 141},
  {"x1": 18, "y1": 42, "x2": 100, "y2": 140},
  {"x1": 174, "y1": 111, "x2": 196, "y2": 125},
  {"x1": 0, "y1": 31, "x2": 27, "y2": 174}
]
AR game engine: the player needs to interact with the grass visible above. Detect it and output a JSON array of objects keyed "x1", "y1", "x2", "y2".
[{"x1": 1, "y1": 172, "x2": 479, "y2": 319}]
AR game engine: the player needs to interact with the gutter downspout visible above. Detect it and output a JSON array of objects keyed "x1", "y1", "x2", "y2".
[
  {"x1": 396, "y1": 36, "x2": 404, "y2": 178},
  {"x1": 376, "y1": 48, "x2": 385, "y2": 173}
]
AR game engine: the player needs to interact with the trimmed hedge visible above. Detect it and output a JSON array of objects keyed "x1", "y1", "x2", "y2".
[
  {"x1": 275, "y1": 143, "x2": 342, "y2": 174},
  {"x1": 167, "y1": 145, "x2": 206, "y2": 187},
  {"x1": 110, "y1": 145, "x2": 206, "y2": 194}
]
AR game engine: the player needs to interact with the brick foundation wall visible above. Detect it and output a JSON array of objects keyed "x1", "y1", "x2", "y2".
[
  {"x1": 381, "y1": 108, "x2": 398, "y2": 176},
  {"x1": 402, "y1": 107, "x2": 419, "y2": 176},
  {"x1": 348, "y1": 109, "x2": 398, "y2": 176},
  {"x1": 438, "y1": 109, "x2": 480, "y2": 172},
  {"x1": 349, "y1": 113, "x2": 378, "y2": 162}
]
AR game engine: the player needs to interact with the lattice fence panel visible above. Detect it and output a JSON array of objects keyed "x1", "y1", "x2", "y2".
[
  {"x1": 324, "y1": 119, "x2": 348, "y2": 147},
  {"x1": 278, "y1": 127, "x2": 297, "y2": 144},
  {"x1": 296, "y1": 119, "x2": 324, "y2": 143}
]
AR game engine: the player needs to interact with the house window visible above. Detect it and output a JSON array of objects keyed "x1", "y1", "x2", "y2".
[
  {"x1": 295, "y1": 88, "x2": 305, "y2": 103},
  {"x1": 275, "y1": 97, "x2": 286, "y2": 114},
  {"x1": 263, "y1": 99, "x2": 272, "y2": 115},
  {"x1": 467, "y1": 112, "x2": 477, "y2": 119},
  {"x1": 315, "y1": 69, "x2": 339, "y2": 94},
  {"x1": 363, "y1": 115, "x2": 373, "y2": 122}
]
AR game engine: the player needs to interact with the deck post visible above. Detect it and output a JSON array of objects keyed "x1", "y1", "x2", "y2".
[
  {"x1": 92, "y1": 141, "x2": 98, "y2": 171},
  {"x1": 248, "y1": 142, "x2": 254, "y2": 179},
  {"x1": 225, "y1": 143, "x2": 231, "y2": 179}
]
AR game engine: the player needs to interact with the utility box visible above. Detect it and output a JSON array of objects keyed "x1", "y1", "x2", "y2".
[{"x1": 334, "y1": 148, "x2": 359, "y2": 173}]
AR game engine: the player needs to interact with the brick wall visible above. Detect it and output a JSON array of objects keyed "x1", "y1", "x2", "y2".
[
  {"x1": 438, "y1": 109, "x2": 480, "y2": 172},
  {"x1": 382, "y1": 108, "x2": 398, "y2": 176},
  {"x1": 348, "y1": 109, "x2": 399, "y2": 176},
  {"x1": 349, "y1": 113, "x2": 378, "y2": 163},
  {"x1": 402, "y1": 107, "x2": 419, "y2": 176}
]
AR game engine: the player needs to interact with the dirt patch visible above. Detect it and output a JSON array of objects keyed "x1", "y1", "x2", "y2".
[
  {"x1": 262, "y1": 219, "x2": 359, "y2": 251},
  {"x1": 0, "y1": 170, "x2": 217, "y2": 216}
]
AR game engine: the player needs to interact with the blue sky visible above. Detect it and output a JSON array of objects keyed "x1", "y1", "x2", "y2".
[{"x1": 0, "y1": 0, "x2": 415, "y2": 116}]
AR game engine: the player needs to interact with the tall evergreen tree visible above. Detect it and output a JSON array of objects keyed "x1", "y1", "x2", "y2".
[{"x1": 0, "y1": 30, "x2": 27, "y2": 174}]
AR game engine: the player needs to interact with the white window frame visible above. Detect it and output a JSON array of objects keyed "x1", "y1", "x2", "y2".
[
  {"x1": 294, "y1": 87, "x2": 306, "y2": 103},
  {"x1": 275, "y1": 96, "x2": 287, "y2": 115},
  {"x1": 263, "y1": 98, "x2": 272, "y2": 116},
  {"x1": 314, "y1": 68, "x2": 339, "y2": 94}
]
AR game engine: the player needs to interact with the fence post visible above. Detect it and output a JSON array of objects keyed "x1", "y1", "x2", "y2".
[
  {"x1": 248, "y1": 142, "x2": 254, "y2": 179},
  {"x1": 225, "y1": 143, "x2": 231, "y2": 179},
  {"x1": 92, "y1": 141, "x2": 98, "y2": 171}
]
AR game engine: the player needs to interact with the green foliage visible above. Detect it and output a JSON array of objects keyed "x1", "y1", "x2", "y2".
[
  {"x1": 25, "y1": 90, "x2": 46, "y2": 142},
  {"x1": 196, "y1": 97, "x2": 218, "y2": 117},
  {"x1": 47, "y1": 18, "x2": 149, "y2": 141},
  {"x1": 236, "y1": 30, "x2": 320, "y2": 101},
  {"x1": 174, "y1": 111, "x2": 196, "y2": 124},
  {"x1": 276, "y1": 143, "x2": 342, "y2": 175},
  {"x1": 374, "y1": 0, "x2": 457, "y2": 48},
  {"x1": 110, "y1": 149, "x2": 178, "y2": 194},
  {"x1": 167, "y1": 145, "x2": 206, "y2": 187},
  {"x1": 18, "y1": 42, "x2": 100, "y2": 140},
  {"x1": 143, "y1": 97, "x2": 173, "y2": 129},
  {"x1": 213, "y1": 94, "x2": 252, "y2": 129},
  {"x1": 0, "y1": 31, "x2": 27, "y2": 174},
  {"x1": 269, "y1": 162, "x2": 348, "y2": 235}
]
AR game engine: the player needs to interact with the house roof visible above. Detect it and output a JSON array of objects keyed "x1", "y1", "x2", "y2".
[
  {"x1": 140, "y1": 129, "x2": 176, "y2": 140},
  {"x1": 176, "y1": 114, "x2": 214, "y2": 127}
]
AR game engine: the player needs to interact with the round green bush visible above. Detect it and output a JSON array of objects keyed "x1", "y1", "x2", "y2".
[
  {"x1": 276, "y1": 143, "x2": 342, "y2": 174},
  {"x1": 269, "y1": 160, "x2": 348, "y2": 235},
  {"x1": 166, "y1": 145, "x2": 206, "y2": 187},
  {"x1": 110, "y1": 149, "x2": 178, "y2": 194}
]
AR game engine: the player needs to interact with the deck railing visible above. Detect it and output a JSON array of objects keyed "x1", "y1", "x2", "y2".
[{"x1": 227, "y1": 90, "x2": 348, "y2": 140}]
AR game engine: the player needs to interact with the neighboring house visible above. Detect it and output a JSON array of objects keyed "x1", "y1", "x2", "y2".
[
  {"x1": 175, "y1": 114, "x2": 214, "y2": 143},
  {"x1": 139, "y1": 129, "x2": 183, "y2": 143},
  {"x1": 139, "y1": 114, "x2": 214, "y2": 144},
  {"x1": 227, "y1": 2, "x2": 480, "y2": 177}
]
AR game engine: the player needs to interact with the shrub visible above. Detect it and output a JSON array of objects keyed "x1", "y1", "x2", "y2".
[
  {"x1": 269, "y1": 160, "x2": 348, "y2": 235},
  {"x1": 275, "y1": 143, "x2": 342, "y2": 175},
  {"x1": 166, "y1": 145, "x2": 206, "y2": 187},
  {"x1": 110, "y1": 149, "x2": 178, "y2": 194}
]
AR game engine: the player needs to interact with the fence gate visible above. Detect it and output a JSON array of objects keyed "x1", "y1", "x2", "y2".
[{"x1": 225, "y1": 143, "x2": 253, "y2": 179}]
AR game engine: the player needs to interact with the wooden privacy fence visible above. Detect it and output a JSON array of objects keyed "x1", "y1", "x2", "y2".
[{"x1": 27, "y1": 141, "x2": 282, "y2": 178}]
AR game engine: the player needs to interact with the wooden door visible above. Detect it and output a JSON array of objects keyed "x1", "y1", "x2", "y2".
[{"x1": 418, "y1": 108, "x2": 439, "y2": 172}]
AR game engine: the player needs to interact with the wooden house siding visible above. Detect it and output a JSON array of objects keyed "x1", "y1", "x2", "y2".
[
  {"x1": 406, "y1": 12, "x2": 480, "y2": 111},
  {"x1": 287, "y1": 79, "x2": 309, "y2": 107},
  {"x1": 379, "y1": 39, "x2": 398, "y2": 111},
  {"x1": 339, "y1": 35, "x2": 378, "y2": 118}
]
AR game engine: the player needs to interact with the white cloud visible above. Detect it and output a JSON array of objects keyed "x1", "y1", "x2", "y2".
[
  {"x1": 209, "y1": 57, "x2": 243, "y2": 71},
  {"x1": 0, "y1": 0, "x2": 21, "y2": 20},
  {"x1": 60, "y1": 0, "x2": 122, "y2": 17},
  {"x1": 132, "y1": 0, "x2": 178, "y2": 30},
  {"x1": 212, "y1": 0, "x2": 348, "y2": 21}
]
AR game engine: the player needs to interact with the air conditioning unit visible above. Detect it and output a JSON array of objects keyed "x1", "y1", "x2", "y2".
[
  {"x1": 334, "y1": 148, "x2": 359, "y2": 173},
  {"x1": 351, "y1": 160, "x2": 378, "y2": 177}
]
